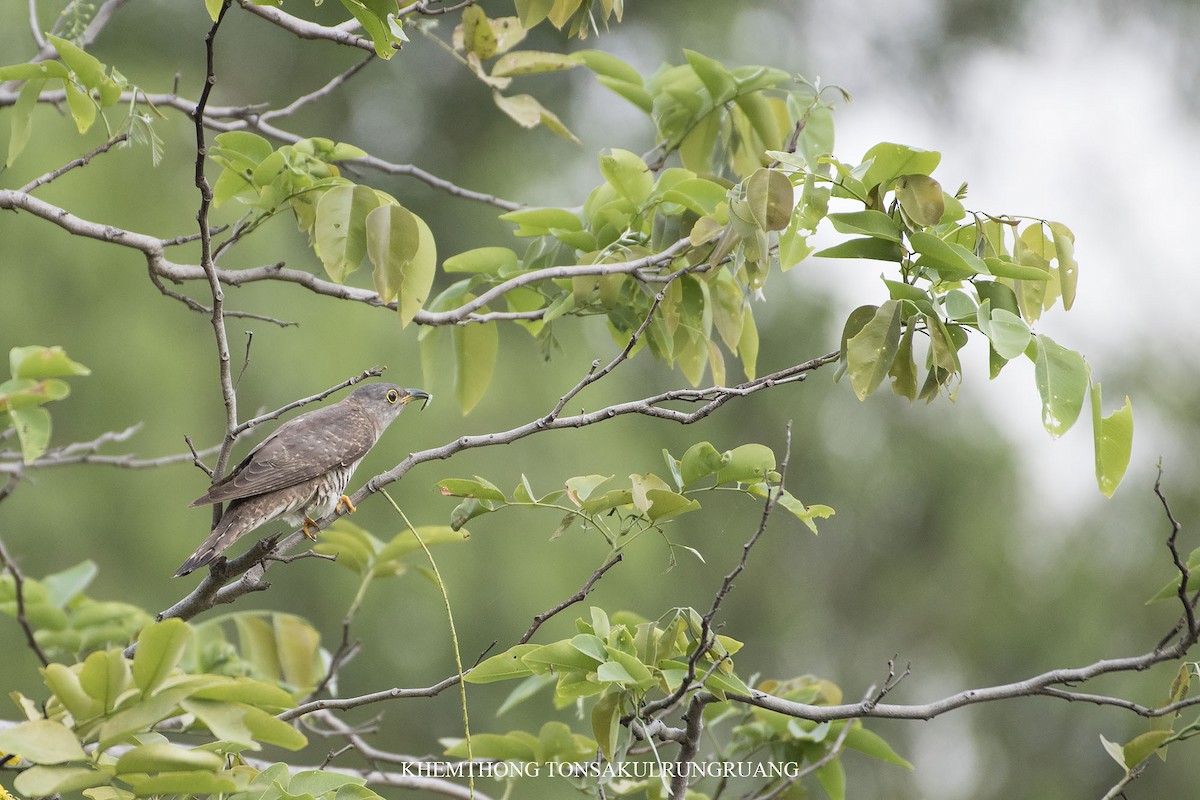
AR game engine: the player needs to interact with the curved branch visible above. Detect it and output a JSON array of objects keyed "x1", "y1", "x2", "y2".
[
  {"x1": 235, "y1": 0, "x2": 375, "y2": 52},
  {"x1": 725, "y1": 638, "x2": 1198, "y2": 723}
]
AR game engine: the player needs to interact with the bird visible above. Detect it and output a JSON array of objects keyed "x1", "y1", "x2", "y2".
[{"x1": 175, "y1": 382, "x2": 429, "y2": 577}]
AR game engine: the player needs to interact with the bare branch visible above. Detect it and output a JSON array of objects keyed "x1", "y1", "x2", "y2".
[
  {"x1": 231, "y1": 368, "x2": 384, "y2": 438},
  {"x1": 18, "y1": 134, "x2": 130, "y2": 194},
  {"x1": 260, "y1": 54, "x2": 374, "y2": 121},
  {"x1": 26, "y1": 0, "x2": 45, "y2": 49},
  {"x1": 192, "y1": 1, "x2": 241, "y2": 534},
  {"x1": 278, "y1": 674, "x2": 464, "y2": 721},
  {"x1": 724, "y1": 638, "x2": 1200, "y2": 723},
  {"x1": 519, "y1": 554, "x2": 623, "y2": 644},
  {"x1": 2, "y1": 425, "x2": 223, "y2": 470},
  {"x1": 1157, "y1": 465, "x2": 1194, "y2": 639},
  {"x1": 235, "y1": 0, "x2": 376, "y2": 52},
  {"x1": 0, "y1": 534, "x2": 50, "y2": 666}
]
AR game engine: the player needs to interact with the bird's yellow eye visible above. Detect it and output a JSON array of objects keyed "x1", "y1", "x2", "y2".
[{"x1": 386, "y1": 389, "x2": 400, "y2": 404}]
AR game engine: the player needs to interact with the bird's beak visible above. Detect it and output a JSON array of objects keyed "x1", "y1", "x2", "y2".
[{"x1": 403, "y1": 389, "x2": 431, "y2": 409}]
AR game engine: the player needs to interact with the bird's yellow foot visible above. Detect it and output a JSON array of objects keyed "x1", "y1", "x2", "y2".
[
  {"x1": 336, "y1": 495, "x2": 357, "y2": 514},
  {"x1": 301, "y1": 516, "x2": 320, "y2": 541}
]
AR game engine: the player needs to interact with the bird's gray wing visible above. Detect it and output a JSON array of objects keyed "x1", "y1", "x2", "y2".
[{"x1": 189, "y1": 405, "x2": 375, "y2": 506}]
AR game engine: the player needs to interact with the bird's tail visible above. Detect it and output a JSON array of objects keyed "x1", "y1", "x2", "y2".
[{"x1": 174, "y1": 511, "x2": 252, "y2": 577}]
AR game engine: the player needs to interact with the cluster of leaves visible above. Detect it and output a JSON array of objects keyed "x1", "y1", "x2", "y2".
[
  {"x1": 420, "y1": 52, "x2": 830, "y2": 404},
  {"x1": 0, "y1": 346, "x2": 91, "y2": 464},
  {"x1": 0, "y1": 619, "x2": 310, "y2": 798},
  {"x1": 0, "y1": 38, "x2": 158, "y2": 167},
  {"x1": 755, "y1": 140, "x2": 1134, "y2": 495},
  {"x1": 727, "y1": 676, "x2": 912, "y2": 798},
  {"x1": 438, "y1": 441, "x2": 833, "y2": 565},
  {"x1": 455, "y1": 606, "x2": 907, "y2": 799},
  {"x1": 1098, "y1": 664, "x2": 1200, "y2": 786},
  {"x1": 208, "y1": 133, "x2": 437, "y2": 327}
]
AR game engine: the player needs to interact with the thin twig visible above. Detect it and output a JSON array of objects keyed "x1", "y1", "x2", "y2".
[
  {"x1": 1156, "y1": 465, "x2": 1194, "y2": 639},
  {"x1": 0, "y1": 534, "x2": 50, "y2": 666},
  {"x1": 18, "y1": 134, "x2": 130, "y2": 193},
  {"x1": 519, "y1": 554, "x2": 623, "y2": 644},
  {"x1": 231, "y1": 368, "x2": 384, "y2": 438},
  {"x1": 260, "y1": 54, "x2": 374, "y2": 121}
]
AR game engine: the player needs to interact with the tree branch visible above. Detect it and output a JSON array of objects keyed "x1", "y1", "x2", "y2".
[
  {"x1": 235, "y1": 0, "x2": 375, "y2": 52},
  {"x1": 0, "y1": 534, "x2": 50, "y2": 667}
]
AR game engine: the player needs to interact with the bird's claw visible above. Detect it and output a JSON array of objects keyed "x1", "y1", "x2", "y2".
[
  {"x1": 336, "y1": 494, "x2": 357, "y2": 515},
  {"x1": 301, "y1": 517, "x2": 319, "y2": 541}
]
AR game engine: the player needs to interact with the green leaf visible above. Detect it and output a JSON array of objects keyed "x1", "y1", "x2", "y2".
[
  {"x1": 1090, "y1": 384, "x2": 1132, "y2": 498},
  {"x1": 123, "y1": 770, "x2": 237, "y2": 797},
  {"x1": 910, "y1": 231, "x2": 985, "y2": 278},
  {"x1": 79, "y1": 650, "x2": 132, "y2": 713},
  {"x1": 492, "y1": 50, "x2": 580, "y2": 77},
  {"x1": 514, "y1": 0, "x2": 555, "y2": 28},
  {"x1": 814, "y1": 237, "x2": 903, "y2": 262},
  {"x1": 15, "y1": 766, "x2": 107, "y2": 797},
  {"x1": 500, "y1": 206, "x2": 582, "y2": 236},
  {"x1": 679, "y1": 442, "x2": 729, "y2": 488},
  {"x1": 984, "y1": 256, "x2": 1052, "y2": 282},
  {"x1": 273, "y1": 613, "x2": 321, "y2": 691},
  {"x1": 744, "y1": 168, "x2": 793, "y2": 231},
  {"x1": 574, "y1": 49, "x2": 642, "y2": 84},
  {"x1": 460, "y1": 5, "x2": 497, "y2": 59},
  {"x1": 1034, "y1": 336, "x2": 1090, "y2": 438},
  {"x1": 114, "y1": 743, "x2": 224, "y2": 775},
  {"x1": 7, "y1": 77, "x2": 45, "y2": 167},
  {"x1": 375, "y1": 526, "x2": 468, "y2": 568},
  {"x1": 565, "y1": 474, "x2": 612, "y2": 503},
  {"x1": 189, "y1": 676, "x2": 295, "y2": 710},
  {"x1": 242, "y1": 706, "x2": 307, "y2": 750},
  {"x1": 815, "y1": 757, "x2": 846, "y2": 800},
  {"x1": 860, "y1": 142, "x2": 940, "y2": 191},
  {"x1": 1123, "y1": 730, "x2": 1172, "y2": 768},
  {"x1": 315, "y1": 185, "x2": 382, "y2": 283},
  {"x1": 684, "y1": 49, "x2": 736, "y2": 102},
  {"x1": 63, "y1": 79, "x2": 96, "y2": 134},
  {"x1": 827, "y1": 210, "x2": 901, "y2": 243},
  {"x1": 444, "y1": 731, "x2": 538, "y2": 760},
  {"x1": 0, "y1": 62, "x2": 70, "y2": 81},
  {"x1": 846, "y1": 300, "x2": 902, "y2": 400},
  {"x1": 982, "y1": 307, "x2": 1031, "y2": 361},
  {"x1": 443, "y1": 246, "x2": 518, "y2": 274},
  {"x1": 436, "y1": 477, "x2": 506, "y2": 503},
  {"x1": 0, "y1": 719, "x2": 88, "y2": 764},
  {"x1": 465, "y1": 644, "x2": 541, "y2": 683},
  {"x1": 10, "y1": 406, "x2": 51, "y2": 463},
  {"x1": 889, "y1": 322, "x2": 918, "y2": 400},
  {"x1": 339, "y1": 0, "x2": 405, "y2": 59},
  {"x1": 48, "y1": 36, "x2": 107, "y2": 89},
  {"x1": 714, "y1": 443, "x2": 776, "y2": 484},
  {"x1": 493, "y1": 92, "x2": 579, "y2": 143},
  {"x1": 132, "y1": 618, "x2": 192, "y2": 695},
  {"x1": 599, "y1": 148, "x2": 653, "y2": 205},
  {"x1": 591, "y1": 691, "x2": 622, "y2": 761},
  {"x1": 1049, "y1": 221, "x2": 1078, "y2": 310},
  {"x1": 180, "y1": 698, "x2": 254, "y2": 747},
  {"x1": 365, "y1": 204, "x2": 436, "y2": 327},
  {"x1": 452, "y1": 320, "x2": 498, "y2": 415},
  {"x1": 894, "y1": 174, "x2": 944, "y2": 227},
  {"x1": 843, "y1": 723, "x2": 913, "y2": 768},
  {"x1": 738, "y1": 303, "x2": 759, "y2": 380},
  {"x1": 523, "y1": 639, "x2": 602, "y2": 673},
  {"x1": 41, "y1": 560, "x2": 98, "y2": 607},
  {"x1": 11, "y1": 344, "x2": 92, "y2": 379},
  {"x1": 644, "y1": 489, "x2": 701, "y2": 521}
]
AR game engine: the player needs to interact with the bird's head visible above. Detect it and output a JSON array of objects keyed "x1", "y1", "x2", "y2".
[{"x1": 348, "y1": 382, "x2": 431, "y2": 428}]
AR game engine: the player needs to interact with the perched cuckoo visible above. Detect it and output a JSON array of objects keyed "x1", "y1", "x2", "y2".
[{"x1": 175, "y1": 382, "x2": 429, "y2": 577}]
